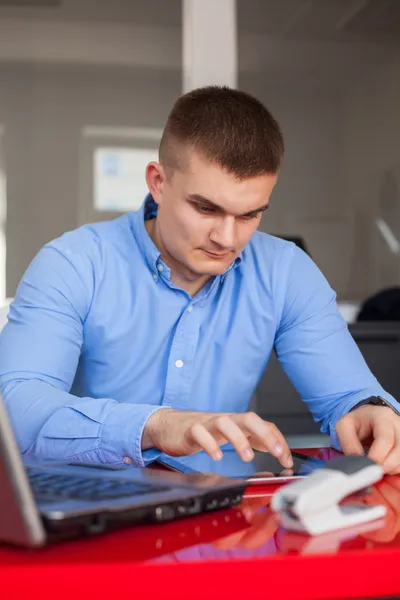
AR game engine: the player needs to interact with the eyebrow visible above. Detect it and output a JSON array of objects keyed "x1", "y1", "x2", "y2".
[{"x1": 187, "y1": 194, "x2": 270, "y2": 217}]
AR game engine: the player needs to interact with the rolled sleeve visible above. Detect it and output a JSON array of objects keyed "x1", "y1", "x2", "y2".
[
  {"x1": 275, "y1": 246, "x2": 400, "y2": 450},
  {"x1": 101, "y1": 403, "x2": 165, "y2": 467},
  {"x1": 0, "y1": 235, "x2": 164, "y2": 466}
]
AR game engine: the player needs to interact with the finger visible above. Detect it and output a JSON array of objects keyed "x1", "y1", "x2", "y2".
[
  {"x1": 382, "y1": 445, "x2": 400, "y2": 475},
  {"x1": 189, "y1": 423, "x2": 223, "y2": 460},
  {"x1": 336, "y1": 415, "x2": 364, "y2": 455},
  {"x1": 278, "y1": 468, "x2": 294, "y2": 477},
  {"x1": 211, "y1": 415, "x2": 254, "y2": 461},
  {"x1": 238, "y1": 413, "x2": 293, "y2": 468},
  {"x1": 368, "y1": 419, "x2": 396, "y2": 465}
]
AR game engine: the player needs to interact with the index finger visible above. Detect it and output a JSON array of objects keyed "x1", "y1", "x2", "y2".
[
  {"x1": 368, "y1": 419, "x2": 396, "y2": 465},
  {"x1": 236, "y1": 413, "x2": 293, "y2": 469},
  {"x1": 189, "y1": 422, "x2": 223, "y2": 460}
]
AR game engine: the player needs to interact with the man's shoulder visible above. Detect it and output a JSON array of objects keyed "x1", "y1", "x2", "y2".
[
  {"x1": 244, "y1": 231, "x2": 297, "y2": 265},
  {"x1": 47, "y1": 214, "x2": 132, "y2": 260}
]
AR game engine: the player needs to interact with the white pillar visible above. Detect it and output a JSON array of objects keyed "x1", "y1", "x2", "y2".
[{"x1": 182, "y1": 0, "x2": 237, "y2": 93}]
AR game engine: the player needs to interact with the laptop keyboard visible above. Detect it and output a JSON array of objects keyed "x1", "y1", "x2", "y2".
[{"x1": 27, "y1": 468, "x2": 170, "y2": 502}]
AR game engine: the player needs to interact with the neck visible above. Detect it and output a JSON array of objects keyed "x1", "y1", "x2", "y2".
[{"x1": 145, "y1": 218, "x2": 211, "y2": 297}]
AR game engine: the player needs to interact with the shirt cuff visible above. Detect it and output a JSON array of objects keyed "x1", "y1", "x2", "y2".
[
  {"x1": 329, "y1": 389, "x2": 400, "y2": 452},
  {"x1": 101, "y1": 403, "x2": 166, "y2": 467}
]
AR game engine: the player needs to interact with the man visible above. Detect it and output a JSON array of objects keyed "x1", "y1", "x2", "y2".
[{"x1": 1, "y1": 86, "x2": 400, "y2": 473}]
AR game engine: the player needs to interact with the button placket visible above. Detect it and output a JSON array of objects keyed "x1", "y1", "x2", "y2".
[{"x1": 162, "y1": 307, "x2": 200, "y2": 409}]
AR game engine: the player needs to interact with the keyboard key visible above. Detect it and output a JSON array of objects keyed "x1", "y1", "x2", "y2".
[{"x1": 27, "y1": 468, "x2": 169, "y2": 501}]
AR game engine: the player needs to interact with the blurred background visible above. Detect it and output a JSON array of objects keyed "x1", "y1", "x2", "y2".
[{"x1": 0, "y1": 0, "x2": 399, "y2": 440}]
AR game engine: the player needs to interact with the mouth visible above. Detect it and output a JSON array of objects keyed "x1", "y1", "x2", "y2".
[{"x1": 201, "y1": 249, "x2": 232, "y2": 259}]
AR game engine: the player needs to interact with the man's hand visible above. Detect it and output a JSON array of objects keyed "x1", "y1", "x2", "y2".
[
  {"x1": 336, "y1": 405, "x2": 400, "y2": 474},
  {"x1": 143, "y1": 408, "x2": 293, "y2": 468}
]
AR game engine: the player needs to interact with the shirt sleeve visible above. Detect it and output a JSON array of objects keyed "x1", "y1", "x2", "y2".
[
  {"x1": 274, "y1": 245, "x2": 400, "y2": 450},
  {"x1": 0, "y1": 237, "x2": 162, "y2": 467}
]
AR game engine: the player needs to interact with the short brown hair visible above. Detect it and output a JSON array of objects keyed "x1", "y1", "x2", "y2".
[{"x1": 159, "y1": 86, "x2": 284, "y2": 179}]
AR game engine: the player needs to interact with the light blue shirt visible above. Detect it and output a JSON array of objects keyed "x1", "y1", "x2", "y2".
[{"x1": 0, "y1": 195, "x2": 398, "y2": 467}]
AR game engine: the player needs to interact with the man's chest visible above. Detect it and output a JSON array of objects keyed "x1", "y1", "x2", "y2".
[{"x1": 78, "y1": 276, "x2": 277, "y2": 411}]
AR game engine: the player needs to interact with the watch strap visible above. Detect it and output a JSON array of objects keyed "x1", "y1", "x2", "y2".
[{"x1": 350, "y1": 395, "x2": 400, "y2": 415}]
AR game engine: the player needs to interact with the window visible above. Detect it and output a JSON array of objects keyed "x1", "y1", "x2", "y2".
[
  {"x1": 79, "y1": 127, "x2": 162, "y2": 226},
  {"x1": 94, "y1": 147, "x2": 158, "y2": 213}
]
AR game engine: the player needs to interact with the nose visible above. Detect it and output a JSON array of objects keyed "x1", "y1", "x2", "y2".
[{"x1": 209, "y1": 216, "x2": 236, "y2": 250}]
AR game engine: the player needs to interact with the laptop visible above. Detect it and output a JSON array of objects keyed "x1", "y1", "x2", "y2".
[{"x1": 0, "y1": 395, "x2": 246, "y2": 548}]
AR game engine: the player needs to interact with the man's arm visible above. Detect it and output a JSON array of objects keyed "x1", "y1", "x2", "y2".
[
  {"x1": 274, "y1": 245, "x2": 400, "y2": 451},
  {"x1": 0, "y1": 236, "x2": 163, "y2": 467},
  {"x1": 0, "y1": 235, "x2": 293, "y2": 468}
]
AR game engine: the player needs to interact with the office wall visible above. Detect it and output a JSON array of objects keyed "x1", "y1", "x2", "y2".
[
  {"x1": 341, "y1": 55, "x2": 400, "y2": 300},
  {"x1": 0, "y1": 67, "x2": 33, "y2": 298},
  {"x1": 1, "y1": 63, "x2": 347, "y2": 298},
  {"x1": 241, "y1": 75, "x2": 348, "y2": 297},
  {"x1": 0, "y1": 10, "x2": 398, "y2": 301},
  {"x1": 1, "y1": 64, "x2": 181, "y2": 294},
  {"x1": 2, "y1": 45, "x2": 398, "y2": 300}
]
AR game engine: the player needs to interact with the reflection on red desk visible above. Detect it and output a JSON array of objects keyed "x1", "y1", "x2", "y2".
[{"x1": 1, "y1": 448, "x2": 400, "y2": 600}]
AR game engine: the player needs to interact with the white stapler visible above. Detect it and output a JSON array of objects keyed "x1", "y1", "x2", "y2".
[{"x1": 271, "y1": 455, "x2": 386, "y2": 535}]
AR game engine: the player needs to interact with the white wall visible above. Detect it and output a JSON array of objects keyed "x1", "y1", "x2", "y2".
[
  {"x1": 0, "y1": 64, "x2": 181, "y2": 294},
  {"x1": 341, "y1": 54, "x2": 400, "y2": 300},
  {"x1": 1, "y1": 62, "x2": 349, "y2": 298},
  {"x1": 2, "y1": 64, "x2": 348, "y2": 297},
  {"x1": 1, "y1": 36, "x2": 399, "y2": 301},
  {"x1": 241, "y1": 75, "x2": 353, "y2": 298}
]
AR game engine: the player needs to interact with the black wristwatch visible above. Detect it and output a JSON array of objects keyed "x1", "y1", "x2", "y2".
[{"x1": 350, "y1": 395, "x2": 400, "y2": 415}]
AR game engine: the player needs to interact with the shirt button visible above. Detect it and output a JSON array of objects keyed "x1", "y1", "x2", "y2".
[
  {"x1": 175, "y1": 359, "x2": 184, "y2": 368},
  {"x1": 153, "y1": 273, "x2": 158, "y2": 280},
  {"x1": 157, "y1": 263, "x2": 164, "y2": 272},
  {"x1": 123, "y1": 457, "x2": 133, "y2": 465},
  {"x1": 187, "y1": 305, "x2": 193, "y2": 313}
]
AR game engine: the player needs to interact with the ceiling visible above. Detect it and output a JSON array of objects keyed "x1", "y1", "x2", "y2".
[
  {"x1": 0, "y1": 0, "x2": 399, "y2": 42},
  {"x1": 0, "y1": 0, "x2": 398, "y2": 80}
]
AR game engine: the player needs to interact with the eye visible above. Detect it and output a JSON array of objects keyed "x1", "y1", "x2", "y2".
[
  {"x1": 196, "y1": 204, "x2": 215, "y2": 214},
  {"x1": 239, "y1": 212, "x2": 261, "y2": 221}
]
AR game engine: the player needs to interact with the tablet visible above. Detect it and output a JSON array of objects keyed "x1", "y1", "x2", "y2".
[{"x1": 156, "y1": 449, "x2": 326, "y2": 485}]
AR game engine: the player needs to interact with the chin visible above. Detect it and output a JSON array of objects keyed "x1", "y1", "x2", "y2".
[{"x1": 192, "y1": 260, "x2": 231, "y2": 277}]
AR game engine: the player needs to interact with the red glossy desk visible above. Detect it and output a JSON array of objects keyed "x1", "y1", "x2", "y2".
[{"x1": 1, "y1": 448, "x2": 400, "y2": 600}]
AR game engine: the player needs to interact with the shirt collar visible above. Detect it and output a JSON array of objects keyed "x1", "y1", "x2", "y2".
[
  {"x1": 130, "y1": 194, "x2": 162, "y2": 275},
  {"x1": 130, "y1": 193, "x2": 243, "y2": 277}
]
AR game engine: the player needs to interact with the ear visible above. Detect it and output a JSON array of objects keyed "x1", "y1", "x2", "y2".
[{"x1": 145, "y1": 162, "x2": 166, "y2": 205}]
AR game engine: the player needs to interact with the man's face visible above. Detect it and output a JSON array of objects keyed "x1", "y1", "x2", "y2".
[{"x1": 146, "y1": 151, "x2": 277, "y2": 277}]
